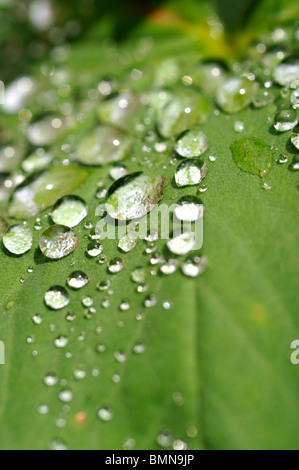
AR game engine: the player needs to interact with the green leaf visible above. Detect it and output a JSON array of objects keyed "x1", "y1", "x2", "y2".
[{"x1": 0, "y1": 0, "x2": 299, "y2": 452}]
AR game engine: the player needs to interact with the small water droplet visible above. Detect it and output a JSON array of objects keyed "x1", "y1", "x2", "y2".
[
  {"x1": 174, "y1": 197, "x2": 203, "y2": 222},
  {"x1": 108, "y1": 258, "x2": 124, "y2": 274},
  {"x1": 97, "y1": 407, "x2": 113, "y2": 422},
  {"x1": 167, "y1": 232, "x2": 196, "y2": 255},
  {"x1": 175, "y1": 160, "x2": 208, "y2": 187},
  {"x1": 118, "y1": 235, "x2": 137, "y2": 253},
  {"x1": 86, "y1": 241, "x2": 103, "y2": 257},
  {"x1": 54, "y1": 336, "x2": 69, "y2": 349},
  {"x1": 182, "y1": 255, "x2": 208, "y2": 277},
  {"x1": 58, "y1": 389, "x2": 73, "y2": 403},
  {"x1": 274, "y1": 109, "x2": 298, "y2": 132},
  {"x1": 44, "y1": 373, "x2": 58, "y2": 387},
  {"x1": 216, "y1": 77, "x2": 257, "y2": 113},
  {"x1": 160, "y1": 259, "x2": 179, "y2": 275}
]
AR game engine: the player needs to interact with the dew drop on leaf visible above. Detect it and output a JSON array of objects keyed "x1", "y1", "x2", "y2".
[
  {"x1": 54, "y1": 336, "x2": 69, "y2": 349},
  {"x1": 174, "y1": 197, "x2": 204, "y2": 222},
  {"x1": 86, "y1": 241, "x2": 103, "y2": 257},
  {"x1": 44, "y1": 373, "x2": 58, "y2": 387},
  {"x1": 97, "y1": 407, "x2": 113, "y2": 422},
  {"x1": 44, "y1": 286, "x2": 70, "y2": 310},
  {"x1": 118, "y1": 235, "x2": 137, "y2": 253},
  {"x1": 274, "y1": 57, "x2": 299, "y2": 86},
  {"x1": 216, "y1": 77, "x2": 257, "y2": 114},
  {"x1": 175, "y1": 160, "x2": 208, "y2": 187},
  {"x1": 108, "y1": 258, "x2": 124, "y2": 274},
  {"x1": 106, "y1": 172, "x2": 165, "y2": 221},
  {"x1": 51, "y1": 196, "x2": 88, "y2": 227},
  {"x1": 291, "y1": 126, "x2": 299, "y2": 150},
  {"x1": 3, "y1": 224, "x2": 33, "y2": 255},
  {"x1": 174, "y1": 129, "x2": 208, "y2": 158},
  {"x1": 160, "y1": 259, "x2": 179, "y2": 275},
  {"x1": 167, "y1": 232, "x2": 196, "y2": 255},
  {"x1": 67, "y1": 271, "x2": 89, "y2": 289},
  {"x1": 131, "y1": 266, "x2": 147, "y2": 284},
  {"x1": 181, "y1": 255, "x2": 208, "y2": 278},
  {"x1": 274, "y1": 109, "x2": 298, "y2": 132},
  {"x1": 230, "y1": 137, "x2": 274, "y2": 176},
  {"x1": 39, "y1": 225, "x2": 78, "y2": 259},
  {"x1": 76, "y1": 126, "x2": 133, "y2": 166}
]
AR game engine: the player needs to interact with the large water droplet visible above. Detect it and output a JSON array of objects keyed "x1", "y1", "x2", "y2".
[
  {"x1": 44, "y1": 286, "x2": 70, "y2": 310},
  {"x1": 157, "y1": 90, "x2": 210, "y2": 138},
  {"x1": 3, "y1": 224, "x2": 33, "y2": 255},
  {"x1": 175, "y1": 129, "x2": 208, "y2": 158},
  {"x1": 106, "y1": 172, "x2": 165, "y2": 220},
  {"x1": 216, "y1": 77, "x2": 257, "y2": 113},
  {"x1": 175, "y1": 160, "x2": 208, "y2": 187},
  {"x1": 108, "y1": 258, "x2": 124, "y2": 274},
  {"x1": 51, "y1": 196, "x2": 88, "y2": 227},
  {"x1": 274, "y1": 57, "x2": 299, "y2": 87},
  {"x1": 291, "y1": 126, "x2": 299, "y2": 150},
  {"x1": 27, "y1": 115, "x2": 66, "y2": 146},
  {"x1": 230, "y1": 137, "x2": 273, "y2": 176},
  {"x1": 40, "y1": 225, "x2": 78, "y2": 259},
  {"x1": 76, "y1": 126, "x2": 133, "y2": 166},
  {"x1": 274, "y1": 109, "x2": 298, "y2": 132},
  {"x1": 22, "y1": 149, "x2": 53, "y2": 174}
]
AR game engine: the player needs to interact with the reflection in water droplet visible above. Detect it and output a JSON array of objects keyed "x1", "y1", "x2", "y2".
[
  {"x1": 109, "y1": 165, "x2": 130, "y2": 181},
  {"x1": 131, "y1": 266, "x2": 147, "y2": 284},
  {"x1": 51, "y1": 196, "x2": 88, "y2": 227},
  {"x1": 106, "y1": 172, "x2": 165, "y2": 221},
  {"x1": 3, "y1": 224, "x2": 33, "y2": 255},
  {"x1": 175, "y1": 160, "x2": 208, "y2": 187},
  {"x1": 274, "y1": 109, "x2": 298, "y2": 132},
  {"x1": 274, "y1": 57, "x2": 299, "y2": 86},
  {"x1": 86, "y1": 241, "x2": 103, "y2": 257},
  {"x1": 54, "y1": 336, "x2": 69, "y2": 349},
  {"x1": 167, "y1": 232, "x2": 196, "y2": 255},
  {"x1": 44, "y1": 373, "x2": 58, "y2": 387},
  {"x1": 175, "y1": 129, "x2": 208, "y2": 158},
  {"x1": 40, "y1": 225, "x2": 78, "y2": 259},
  {"x1": 160, "y1": 259, "x2": 179, "y2": 275},
  {"x1": 58, "y1": 390, "x2": 73, "y2": 403},
  {"x1": 44, "y1": 286, "x2": 70, "y2": 310},
  {"x1": 216, "y1": 77, "x2": 257, "y2": 114},
  {"x1": 108, "y1": 258, "x2": 124, "y2": 274}
]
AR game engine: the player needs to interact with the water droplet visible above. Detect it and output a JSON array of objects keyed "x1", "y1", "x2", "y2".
[
  {"x1": 51, "y1": 196, "x2": 88, "y2": 227},
  {"x1": 157, "y1": 429, "x2": 172, "y2": 448},
  {"x1": 291, "y1": 88, "x2": 299, "y2": 109},
  {"x1": 175, "y1": 160, "x2": 208, "y2": 187},
  {"x1": 230, "y1": 137, "x2": 273, "y2": 176},
  {"x1": 27, "y1": 115, "x2": 65, "y2": 146},
  {"x1": 216, "y1": 77, "x2": 257, "y2": 113},
  {"x1": 38, "y1": 404, "x2": 49, "y2": 416},
  {"x1": 54, "y1": 336, "x2": 68, "y2": 349},
  {"x1": 174, "y1": 197, "x2": 204, "y2": 222},
  {"x1": 131, "y1": 266, "x2": 147, "y2": 284},
  {"x1": 108, "y1": 258, "x2": 124, "y2": 274},
  {"x1": 119, "y1": 300, "x2": 130, "y2": 311},
  {"x1": 44, "y1": 286, "x2": 70, "y2": 310},
  {"x1": 40, "y1": 225, "x2": 78, "y2": 259},
  {"x1": 49, "y1": 439, "x2": 68, "y2": 451},
  {"x1": 67, "y1": 271, "x2": 89, "y2": 289},
  {"x1": 97, "y1": 407, "x2": 113, "y2": 422},
  {"x1": 157, "y1": 90, "x2": 210, "y2": 138},
  {"x1": 32, "y1": 313, "x2": 43, "y2": 325},
  {"x1": 3, "y1": 224, "x2": 33, "y2": 255},
  {"x1": 144, "y1": 294, "x2": 157, "y2": 308},
  {"x1": 175, "y1": 129, "x2": 208, "y2": 158},
  {"x1": 173, "y1": 440, "x2": 187, "y2": 450},
  {"x1": 274, "y1": 57, "x2": 299, "y2": 87},
  {"x1": 44, "y1": 373, "x2": 58, "y2": 387},
  {"x1": 182, "y1": 255, "x2": 208, "y2": 277},
  {"x1": 133, "y1": 341, "x2": 146, "y2": 354},
  {"x1": 109, "y1": 165, "x2": 130, "y2": 181},
  {"x1": 22, "y1": 149, "x2": 53, "y2": 174},
  {"x1": 274, "y1": 109, "x2": 298, "y2": 132},
  {"x1": 234, "y1": 121, "x2": 245, "y2": 133},
  {"x1": 160, "y1": 259, "x2": 179, "y2": 275},
  {"x1": 58, "y1": 390, "x2": 73, "y2": 403},
  {"x1": 106, "y1": 172, "x2": 165, "y2": 221},
  {"x1": 291, "y1": 127, "x2": 299, "y2": 150},
  {"x1": 172, "y1": 391, "x2": 184, "y2": 406},
  {"x1": 86, "y1": 241, "x2": 103, "y2": 257},
  {"x1": 167, "y1": 232, "x2": 196, "y2": 255},
  {"x1": 277, "y1": 154, "x2": 289, "y2": 164},
  {"x1": 114, "y1": 351, "x2": 127, "y2": 363},
  {"x1": 76, "y1": 126, "x2": 133, "y2": 166},
  {"x1": 253, "y1": 88, "x2": 275, "y2": 108},
  {"x1": 82, "y1": 296, "x2": 93, "y2": 307},
  {"x1": 74, "y1": 366, "x2": 87, "y2": 380},
  {"x1": 118, "y1": 235, "x2": 137, "y2": 253}
]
